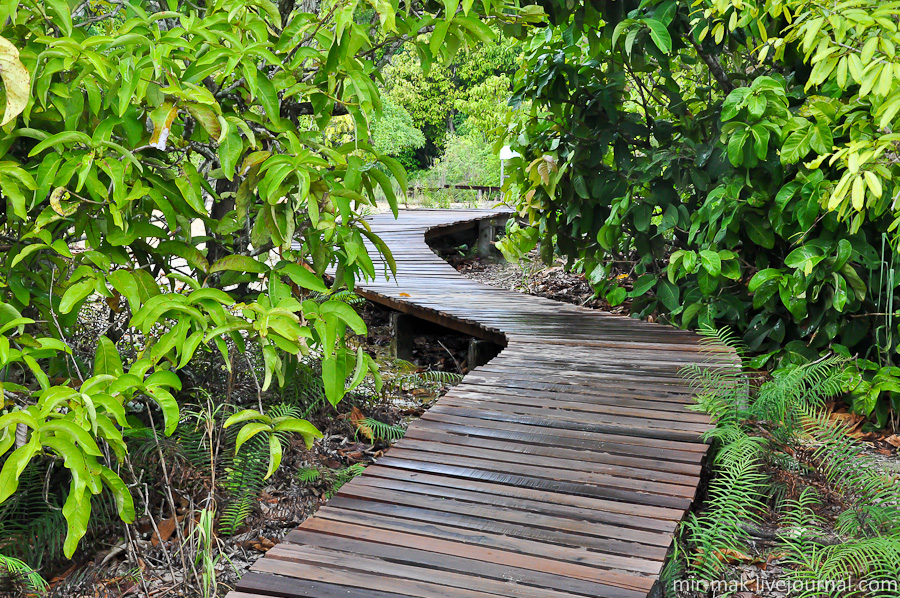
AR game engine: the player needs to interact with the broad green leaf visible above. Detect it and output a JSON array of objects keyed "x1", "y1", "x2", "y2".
[
  {"x1": 59, "y1": 280, "x2": 95, "y2": 314},
  {"x1": 319, "y1": 300, "x2": 366, "y2": 335},
  {"x1": 143, "y1": 385, "x2": 180, "y2": 436},
  {"x1": 41, "y1": 420, "x2": 103, "y2": 456},
  {"x1": 265, "y1": 434, "x2": 282, "y2": 479},
  {"x1": 699, "y1": 250, "x2": 722, "y2": 277},
  {"x1": 235, "y1": 422, "x2": 270, "y2": 453},
  {"x1": 99, "y1": 466, "x2": 135, "y2": 523},
  {"x1": 280, "y1": 263, "x2": 328, "y2": 292},
  {"x1": 0, "y1": 436, "x2": 39, "y2": 504},
  {"x1": 644, "y1": 19, "x2": 672, "y2": 53},
  {"x1": 210, "y1": 255, "x2": 268, "y2": 274},
  {"x1": 62, "y1": 485, "x2": 91, "y2": 559},
  {"x1": 94, "y1": 336, "x2": 124, "y2": 376},
  {"x1": 749, "y1": 268, "x2": 783, "y2": 292},
  {"x1": 272, "y1": 417, "x2": 322, "y2": 447},
  {"x1": 224, "y1": 409, "x2": 269, "y2": 428}
]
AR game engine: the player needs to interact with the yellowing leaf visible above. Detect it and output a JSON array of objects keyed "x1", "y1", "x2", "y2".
[
  {"x1": 185, "y1": 102, "x2": 221, "y2": 139},
  {"x1": 149, "y1": 101, "x2": 178, "y2": 150},
  {"x1": 0, "y1": 36, "x2": 30, "y2": 126}
]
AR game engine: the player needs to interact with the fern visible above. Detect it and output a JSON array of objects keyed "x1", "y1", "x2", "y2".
[
  {"x1": 0, "y1": 460, "x2": 66, "y2": 570},
  {"x1": 357, "y1": 417, "x2": 405, "y2": 442},
  {"x1": 0, "y1": 552, "x2": 49, "y2": 594},
  {"x1": 682, "y1": 434, "x2": 769, "y2": 580},
  {"x1": 323, "y1": 464, "x2": 365, "y2": 501},
  {"x1": 297, "y1": 466, "x2": 321, "y2": 483},
  {"x1": 398, "y1": 370, "x2": 463, "y2": 386},
  {"x1": 218, "y1": 403, "x2": 305, "y2": 535}
]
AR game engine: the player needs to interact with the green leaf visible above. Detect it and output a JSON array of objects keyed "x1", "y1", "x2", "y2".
[
  {"x1": 62, "y1": 485, "x2": 91, "y2": 559},
  {"x1": 99, "y1": 466, "x2": 135, "y2": 523},
  {"x1": 745, "y1": 216, "x2": 775, "y2": 249},
  {"x1": 209, "y1": 255, "x2": 269, "y2": 275},
  {"x1": 59, "y1": 280, "x2": 95, "y2": 314},
  {"x1": 699, "y1": 250, "x2": 722, "y2": 277},
  {"x1": 41, "y1": 420, "x2": 103, "y2": 456},
  {"x1": 235, "y1": 422, "x2": 269, "y2": 454},
  {"x1": 157, "y1": 241, "x2": 209, "y2": 273},
  {"x1": 107, "y1": 270, "x2": 141, "y2": 310},
  {"x1": 28, "y1": 131, "x2": 91, "y2": 156},
  {"x1": 94, "y1": 336, "x2": 123, "y2": 376},
  {"x1": 319, "y1": 300, "x2": 366, "y2": 335},
  {"x1": 321, "y1": 357, "x2": 345, "y2": 406},
  {"x1": 143, "y1": 385, "x2": 180, "y2": 436},
  {"x1": 265, "y1": 434, "x2": 282, "y2": 480},
  {"x1": 656, "y1": 278, "x2": 680, "y2": 311},
  {"x1": 785, "y1": 245, "x2": 825, "y2": 275},
  {"x1": 255, "y1": 75, "x2": 281, "y2": 125},
  {"x1": 629, "y1": 274, "x2": 656, "y2": 297},
  {"x1": 644, "y1": 19, "x2": 671, "y2": 53},
  {"x1": 272, "y1": 417, "x2": 322, "y2": 448},
  {"x1": 606, "y1": 286, "x2": 627, "y2": 306},
  {"x1": 224, "y1": 409, "x2": 268, "y2": 428},
  {"x1": 280, "y1": 264, "x2": 328, "y2": 293},
  {"x1": 0, "y1": 436, "x2": 40, "y2": 504},
  {"x1": 749, "y1": 268, "x2": 783, "y2": 292},
  {"x1": 218, "y1": 129, "x2": 243, "y2": 181}
]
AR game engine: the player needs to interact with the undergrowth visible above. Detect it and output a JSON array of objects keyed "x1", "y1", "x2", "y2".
[{"x1": 664, "y1": 326, "x2": 900, "y2": 597}]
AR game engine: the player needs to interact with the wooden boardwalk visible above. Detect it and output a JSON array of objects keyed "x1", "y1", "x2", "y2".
[{"x1": 228, "y1": 209, "x2": 719, "y2": 598}]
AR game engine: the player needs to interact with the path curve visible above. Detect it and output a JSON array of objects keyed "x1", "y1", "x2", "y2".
[{"x1": 228, "y1": 209, "x2": 719, "y2": 598}]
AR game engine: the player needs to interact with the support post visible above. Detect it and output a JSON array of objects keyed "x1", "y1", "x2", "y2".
[
  {"x1": 477, "y1": 218, "x2": 495, "y2": 257},
  {"x1": 468, "y1": 339, "x2": 500, "y2": 369},
  {"x1": 390, "y1": 312, "x2": 416, "y2": 362}
]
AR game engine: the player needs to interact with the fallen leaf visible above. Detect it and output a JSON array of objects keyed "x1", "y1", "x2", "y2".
[
  {"x1": 885, "y1": 434, "x2": 900, "y2": 448},
  {"x1": 151, "y1": 517, "x2": 177, "y2": 546},
  {"x1": 399, "y1": 292, "x2": 411, "y2": 297},
  {"x1": 350, "y1": 406, "x2": 374, "y2": 441}
]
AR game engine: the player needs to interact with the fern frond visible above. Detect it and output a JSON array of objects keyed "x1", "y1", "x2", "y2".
[
  {"x1": 360, "y1": 418, "x2": 405, "y2": 442},
  {"x1": 297, "y1": 466, "x2": 321, "y2": 483},
  {"x1": 398, "y1": 370, "x2": 464, "y2": 386},
  {"x1": 323, "y1": 464, "x2": 365, "y2": 500},
  {"x1": 0, "y1": 552, "x2": 49, "y2": 593}
]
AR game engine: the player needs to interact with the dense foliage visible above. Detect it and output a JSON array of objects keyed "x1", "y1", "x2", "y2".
[
  {"x1": 501, "y1": 0, "x2": 900, "y2": 423},
  {"x1": 0, "y1": 0, "x2": 515, "y2": 562}
]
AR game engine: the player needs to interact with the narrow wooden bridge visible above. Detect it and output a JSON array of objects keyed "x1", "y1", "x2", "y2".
[{"x1": 228, "y1": 209, "x2": 718, "y2": 598}]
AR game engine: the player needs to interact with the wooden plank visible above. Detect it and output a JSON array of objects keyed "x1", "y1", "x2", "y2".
[{"x1": 283, "y1": 530, "x2": 647, "y2": 598}]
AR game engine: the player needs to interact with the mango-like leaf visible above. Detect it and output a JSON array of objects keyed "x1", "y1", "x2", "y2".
[
  {"x1": 210, "y1": 254, "x2": 269, "y2": 274},
  {"x1": 143, "y1": 385, "x2": 180, "y2": 436},
  {"x1": 280, "y1": 263, "x2": 328, "y2": 292},
  {"x1": 0, "y1": 36, "x2": 30, "y2": 126},
  {"x1": 62, "y1": 485, "x2": 91, "y2": 559},
  {"x1": 94, "y1": 336, "x2": 124, "y2": 376},
  {"x1": 265, "y1": 434, "x2": 282, "y2": 479},
  {"x1": 272, "y1": 417, "x2": 323, "y2": 448},
  {"x1": 99, "y1": 465, "x2": 135, "y2": 523},
  {"x1": 234, "y1": 422, "x2": 270, "y2": 454}
]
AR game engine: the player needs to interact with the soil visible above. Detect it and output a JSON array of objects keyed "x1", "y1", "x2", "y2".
[{"x1": 433, "y1": 247, "x2": 631, "y2": 314}]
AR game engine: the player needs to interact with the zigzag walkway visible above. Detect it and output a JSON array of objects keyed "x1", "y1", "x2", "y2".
[{"x1": 227, "y1": 209, "x2": 721, "y2": 598}]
